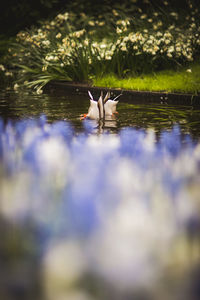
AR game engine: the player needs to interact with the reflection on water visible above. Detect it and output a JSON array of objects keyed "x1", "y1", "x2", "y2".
[
  {"x1": 0, "y1": 89, "x2": 200, "y2": 138},
  {"x1": 0, "y1": 89, "x2": 200, "y2": 300},
  {"x1": 119, "y1": 103, "x2": 200, "y2": 139}
]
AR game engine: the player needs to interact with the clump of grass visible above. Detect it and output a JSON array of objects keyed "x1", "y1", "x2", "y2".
[{"x1": 93, "y1": 64, "x2": 200, "y2": 94}]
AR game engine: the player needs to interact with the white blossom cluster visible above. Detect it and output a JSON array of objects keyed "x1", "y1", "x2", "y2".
[{"x1": 8, "y1": 0, "x2": 200, "y2": 89}]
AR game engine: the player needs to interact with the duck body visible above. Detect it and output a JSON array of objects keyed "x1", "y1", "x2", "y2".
[
  {"x1": 87, "y1": 99, "x2": 99, "y2": 119},
  {"x1": 81, "y1": 91, "x2": 121, "y2": 120},
  {"x1": 104, "y1": 99, "x2": 119, "y2": 116}
]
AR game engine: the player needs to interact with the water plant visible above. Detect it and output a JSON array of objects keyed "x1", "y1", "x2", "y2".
[{"x1": 3, "y1": 0, "x2": 200, "y2": 93}]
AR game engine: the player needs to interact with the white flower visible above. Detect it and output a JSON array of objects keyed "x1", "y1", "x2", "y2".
[
  {"x1": 0, "y1": 64, "x2": 5, "y2": 71},
  {"x1": 13, "y1": 83, "x2": 19, "y2": 90},
  {"x1": 165, "y1": 39, "x2": 171, "y2": 45},
  {"x1": 105, "y1": 54, "x2": 112, "y2": 60},
  {"x1": 88, "y1": 20, "x2": 95, "y2": 26},
  {"x1": 100, "y1": 44, "x2": 106, "y2": 49},
  {"x1": 64, "y1": 12, "x2": 69, "y2": 20},
  {"x1": 121, "y1": 44, "x2": 127, "y2": 51},
  {"x1": 99, "y1": 21, "x2": 105, "y2": 26},
  {"x1": 112, "y1": 9, "x2": 119, "y2": 16},
  {"x1": 45, "y1": 55, "x2": 54, "y2": 61},
  {"x1": 187, "y1": 55, "x2": 193, "y2": 61},
  {"x1": 5, "y1": 71, "x2": 13, "y2": 76},
  {"x1": 167, "y1": 52, "x2": 172, "y2": 58},
  {"x1": 42, "y1": 40, "x2": 50, "y2": 47},
  {"x1": 168, "y1": 46, "x2": 174, "y2": 53},
  {"x1": 186, "y1": 69, "x2": 192, "y2": 73},
  {"x1": 56, "y1": 33, "x2": 62, "y2": 39},
  {"x1": 36, "y1": 88, "x2": 43, "y2": 95},
  {"x1": 84, "y1": 39, "x2": 89, "y2": 46},
  {"x1": 140, "y1": 14, "x2": 147, "y2": 19},
  {"x1": 169, "y1": 25, "x2": 175, "y2": 30},
  {"x1": 176, "y1": 46, "x2": 181, "y2": 52},
  {"x1": 147, "y1": 39, "x2": 153, "y2": 44},
  {"x1": 156, "y1": 31, "x2": 163, "y2": 37},
  {"x1": 116, "y1": 27, "x2": 122, "y2": 34},
  {"x1": 170, "y1": 12, "x2": 178, "y2": 18},
  {"x1": 74, "y1": 29, "x2": 85, "y2": 38},
  {"x1": 154, "y1": 45, "x2": 159, "y2": 52},
  {"x1": 42, "y1": 65, "x2": 48, "y2": 72}
]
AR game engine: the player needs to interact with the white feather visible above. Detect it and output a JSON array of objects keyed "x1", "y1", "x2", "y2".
[
  {"x1": 104, "y1": 100, "x2": 119, "y2": 116},
  {"x1": 84, "y1": 90, "x2": 121, "y2": 120},
  {"x1": 87, "y1": 100, "x2": 99, "y2": 119}
]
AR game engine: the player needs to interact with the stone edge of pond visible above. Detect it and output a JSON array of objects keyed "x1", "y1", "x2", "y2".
[{"x1": 45, "y1": 81, "x2": 200, "y2": 106}]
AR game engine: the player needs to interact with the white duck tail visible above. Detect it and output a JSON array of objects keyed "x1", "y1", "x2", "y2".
[
  {"x1": 81, "y1": 90, "x2": 122, "y2": 120},
  {"x1": 112, "y1": 93, "x2": 122, "y2": 101},
  {"x1": 84, "y1": 90, "x2": 99, "y2": 119},
  {"x1": 88, "y1": 90, "x2": 94, "y2": 100},
  {"x1": 104, "y1": 93, "x2": 122, "y2": 116}
]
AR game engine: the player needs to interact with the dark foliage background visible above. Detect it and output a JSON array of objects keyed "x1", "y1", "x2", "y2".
[
  {"x1": 0, "y1": 0, "x2": 199, "y2": 37},
  {"x1": 0, "y1": 0, "x2": 67, "y2": 36}
]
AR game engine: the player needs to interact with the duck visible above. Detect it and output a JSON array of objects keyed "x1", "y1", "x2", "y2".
[
  {"x1": 80, "y1": 90, "x2": 121, "y2": 120},
  {"x1": 104, "y1": 91, "x2": 121, "y2": 117}
]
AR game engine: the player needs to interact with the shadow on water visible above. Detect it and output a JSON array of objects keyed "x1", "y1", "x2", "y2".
[{"x1": 0, "y1": 89, "x2": 200, "y2": 139}]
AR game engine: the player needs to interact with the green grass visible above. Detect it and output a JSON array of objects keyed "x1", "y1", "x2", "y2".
[{"x1": 93, "y1": 64, "x2": 200, "y2": 94}]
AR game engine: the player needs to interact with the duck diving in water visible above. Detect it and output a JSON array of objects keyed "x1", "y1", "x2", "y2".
[{"x1": 80, "y1": 90, "x2": 122, "y2": 120}]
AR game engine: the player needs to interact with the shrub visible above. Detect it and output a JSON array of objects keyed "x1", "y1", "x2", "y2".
[{"x1": 6, "y1": 0, "x2": 200, "y2": 92}]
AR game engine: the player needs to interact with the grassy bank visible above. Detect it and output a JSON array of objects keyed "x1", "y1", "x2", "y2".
[
  {"x1": 1, "y1": 0, "x2": 200, "y2": 94},
  {"x1": 93, "y1": 63, "x2": 200, "y2": 94}
]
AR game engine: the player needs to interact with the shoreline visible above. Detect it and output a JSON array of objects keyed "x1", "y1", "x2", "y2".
[{"x1": 46, "y1": 80, "x2": 200, "y2": 106}]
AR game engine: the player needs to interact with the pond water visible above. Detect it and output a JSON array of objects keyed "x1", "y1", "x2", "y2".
[
  {"x1": 0, "y1": 88, "x2": 200, "y2": 139},
  {"x1": 1, "y1": 88, "x2": 200, "y2": 300}
]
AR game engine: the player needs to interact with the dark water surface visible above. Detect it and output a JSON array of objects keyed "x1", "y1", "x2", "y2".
[
  {"x1": 1, "y1": 88, "x2": 200, "y2": 300},
  {"x1": 0, "y1": 88, "x2": 200, "y2": 139}
]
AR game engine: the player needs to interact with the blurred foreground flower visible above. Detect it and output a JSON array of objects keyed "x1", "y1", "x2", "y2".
[{"x1": 0, "y1": 117, "x2": 200, "y2": 300}]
